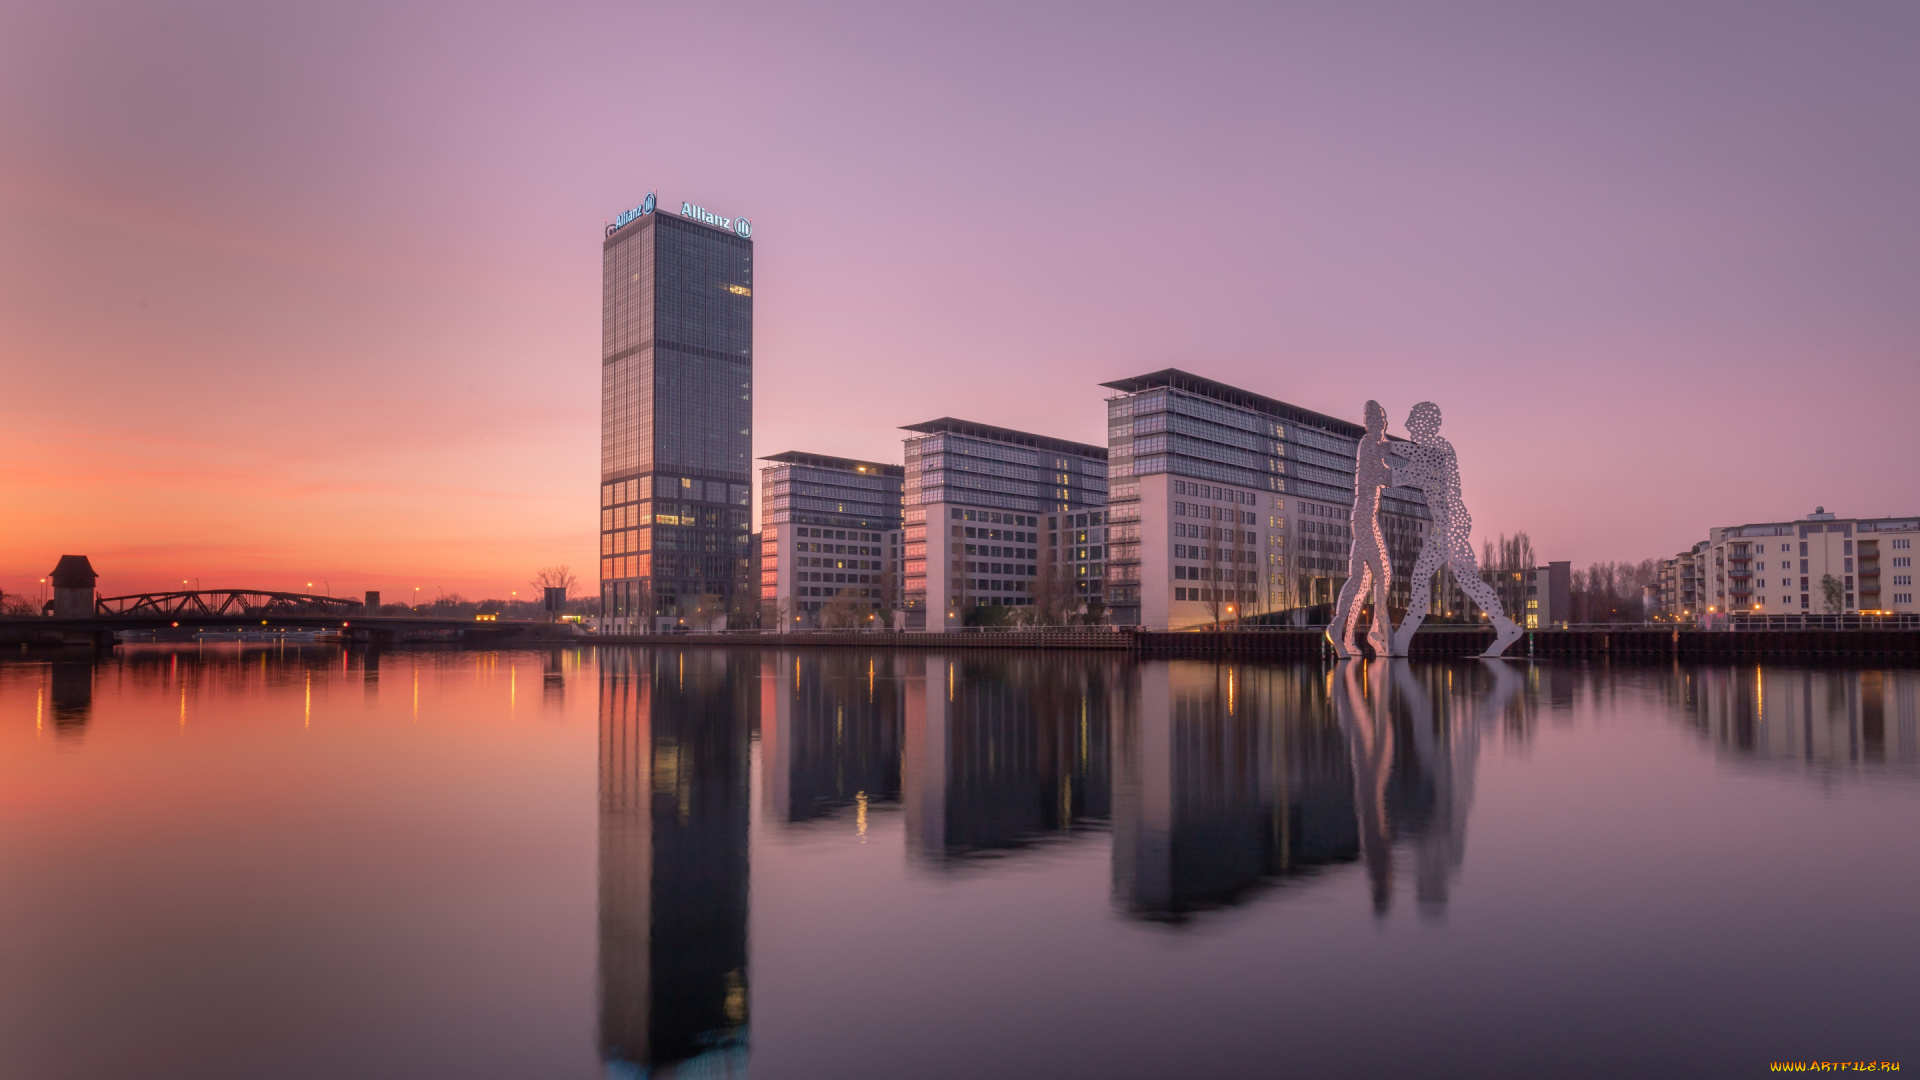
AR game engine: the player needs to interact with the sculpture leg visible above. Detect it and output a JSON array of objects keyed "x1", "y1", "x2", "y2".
[
  {"x1": 1329, "y1": 564, "x2": 1369, "y2": 659},
  {"x1": 1366, "y1": 553, "x2": 1391, "y2": 657},
  {"x1": 1392, "y1": 543, "x2": 1447, "y2": 657},
  {"x1": 1450, "y1": 550, "x2": 1522, "y2": 657}
]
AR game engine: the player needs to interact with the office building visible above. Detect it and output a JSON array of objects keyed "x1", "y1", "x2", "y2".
[
  {"x1": 1698, "y1": 508, "x2": 1919, "y2": 616},
  {"x1": 599, "y1": 194, "x2": 756, "y2": 632},
  {"x1": 1037, "y1": 507, "x2": 1109, "y2": 621},
  {"x1": 1100, "y1": 370, "x2": 1429, "y2": 631},
  {"x1": 900, "y1": 418, "x2": 1107, "y2": 630},
  {"x1": 757, "y1": 451, "x2": 904, "y2": 629}
]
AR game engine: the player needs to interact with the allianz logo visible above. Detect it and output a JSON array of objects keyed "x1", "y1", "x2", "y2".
[
  {"x1": 682, "y1": 202, "x2": 753, "y2": 239},
  {"x1": 606, "y1": 192, "x2": 656, "y2": 237}
]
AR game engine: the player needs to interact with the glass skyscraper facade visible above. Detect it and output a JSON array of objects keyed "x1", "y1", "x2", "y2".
[{"x1": 600, "y1": 200, "x2": 755, "y2": 630}]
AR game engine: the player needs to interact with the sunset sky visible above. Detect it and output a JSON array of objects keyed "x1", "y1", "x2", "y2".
[{"x1": 4, "y1": 0, "x2": 1916, "y2": 602}]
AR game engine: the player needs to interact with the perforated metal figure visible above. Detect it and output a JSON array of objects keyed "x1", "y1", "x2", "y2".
[
  {"x1": 1329, "y1": 401, "x2": 1394, "y2": 659},
  {"x1": 1389, "y1": 401, "x2": 1523, "y2": 657}
]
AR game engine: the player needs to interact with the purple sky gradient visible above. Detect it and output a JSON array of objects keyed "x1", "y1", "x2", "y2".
[{"x1": 3, "y1": 0, "x2": 1916, "y2": 597}]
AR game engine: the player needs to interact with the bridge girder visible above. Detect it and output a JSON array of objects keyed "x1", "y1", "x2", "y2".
[{"x1": 95, "y1": 590, "x2": 362, "y2": 619}]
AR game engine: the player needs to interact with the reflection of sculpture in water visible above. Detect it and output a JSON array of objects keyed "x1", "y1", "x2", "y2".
[
  {"x1": 1333, "y1": 659, "x2": 1517, "y2": 916},
  {"x1": 1388, "y1": 402, "x2": 1522, "y2": 658},
  {"x1": 1330, "y1": 401, "x2": 1396, "y2": 659},
  {"x1": 1336, "y1": 659, "x2": 1396, "y2": 913}
]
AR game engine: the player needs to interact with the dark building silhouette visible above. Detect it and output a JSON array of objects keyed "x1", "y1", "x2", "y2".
[
  {"x1": 599, "y1": 197, "x2": 756, "y2": 631},
  {"x1": 49, "y1": 554, "x2": 98, "y2": 618},
  {"x1": 598, "y1": 649, "x2": 752, "y2": 1077},
  {"x1": 48, "y1": 659, "x2": 95, "y2": 735}
]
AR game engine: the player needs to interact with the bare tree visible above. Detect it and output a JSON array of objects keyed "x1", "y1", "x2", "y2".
[
  {"x1": 530, "y1": 566, "x2": 578, "y2": 597},
  {"x1": 875, "y1": 566, "x2": 900, "y2": 626},
  {"x1": 819, "y1": 589, "x2": 864, "y2": 629}
]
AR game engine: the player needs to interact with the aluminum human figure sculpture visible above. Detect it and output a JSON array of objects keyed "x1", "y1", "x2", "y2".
[
  {"x1": 1389, "y1": 401, "x2": 1522, "y2": 658},
  {"x1": 1329, "y1": 401, "x2": 1394, "y2": 659}
]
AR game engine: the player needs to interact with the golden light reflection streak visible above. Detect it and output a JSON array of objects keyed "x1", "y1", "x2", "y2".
[
  {"x1": 304, "y1": 670, "x2": 311, "y2": 729},
  {"x1": 180, "y1": 683, "x2": 187, "y2": 733},
  {"x1": 510, "y1": 664, "x2": 516, "y2": 716},
  {"x1": 856, "y1": 791, "x2": 869, "y2": 841},
  {"x1": 37, "y1": 684, "x2": 44, "y2": 737},
  {"x1": 412, "y1": 666, "x2": 419, "y2": 722},
  {"x1": 1756, "y1": 666, "x2": 1764, "y2": 724}
]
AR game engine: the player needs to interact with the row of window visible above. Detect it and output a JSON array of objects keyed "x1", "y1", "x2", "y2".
[
  {"x1": 795, "y1": 540, "x2": 882, "y2": 556},
  {"x1": 601, "y1": 476, "x2": 750, "y2": 509},
  {"x1": 798, "y1": 572, "x2": 875, "y2": 585},
  {"x1": 799, "y1": 558, "x2": 881, "y2": 571},
  {"x1": 1175, "y1": 566, "x2": 1258, "y2": 583},
  {"x1": 965, "y1": 544, "x2": 1034, "y2": 560},
  {"x1": 1173, "y1": 546, "x2": 1257, "y2": 563},
  {"x1": 1174, "y1": 501, "x2": 1257, "y2": 523},
  {"x1": 1173, "y1": 587, "x2": 1259, "y2": 604},
  {"x1": 961, "y1": 526, "x2": 1031, "y2": 543},
  {"x1": 964, "y1": 561, "x2": 1034, "y2": 576}
]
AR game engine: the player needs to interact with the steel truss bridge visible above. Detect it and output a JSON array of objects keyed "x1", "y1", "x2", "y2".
[{"x1": 94, "y1": 590, "x2": 363, "y2": 618}]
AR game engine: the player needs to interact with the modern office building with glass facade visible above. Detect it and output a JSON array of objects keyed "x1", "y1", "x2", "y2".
[
  {"x1": 758, "y1": 451, "x2": 905, "y2": 629},
  {"x1": 599, "y1": 196, "x2": 755, "y2": 631},
  {"x1": 900, "y1": 418, "x2": 1107, "y2": 630},
  {"x1": 1100, "y1": 370, "x2": 1429, "y2": 630}
]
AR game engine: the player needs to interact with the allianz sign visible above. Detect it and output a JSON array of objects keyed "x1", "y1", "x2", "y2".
[{"x1": 682, "y1": 202, "x2": 754, "y2": 239}]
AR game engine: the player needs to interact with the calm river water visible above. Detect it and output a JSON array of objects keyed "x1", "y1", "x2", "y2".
[{"x1": 2, "y1": 645, "x2": 1917, "y2": 1079}]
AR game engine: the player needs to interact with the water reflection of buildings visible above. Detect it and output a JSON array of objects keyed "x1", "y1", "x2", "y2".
[
  {"x1": 48, "y1": 658, "x2": 95, "y2": 736},
  {"x1": 902, "y1": 654, "x2": 1115, "y2": 863},
  {"x1": 1113, "y1": 660, "x2": 1520, "y2": 922},
  {"x1": 1672, "y1": 666, "x2": 1920, "y2": 771},
  {"x1": 598, "y1": 650, "x2": 752, "y2": 1079},
  {"x1": 760, "y1": 652, "x2": 903, "y2": 826},
  {"x1": 1114, "y1": 663, "x2": 1355, "y2": 920}
]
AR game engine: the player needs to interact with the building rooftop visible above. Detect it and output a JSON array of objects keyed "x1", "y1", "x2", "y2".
[
  {"x1": 900, "y1": 418, "x2": 1108, "y2": 460},
  {"x1": 49, "y1": 554, "x2": 98, "y2": 588},
  {"x1": 761, "y1": 451, "x2": 903, "y2": 477},
  {"x1": 1100, "y1": 368, "x2": 1367, "y2": 438}
]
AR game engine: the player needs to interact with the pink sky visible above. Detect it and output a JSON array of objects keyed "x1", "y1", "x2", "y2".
[{"x1": 3, "y1": 0, "x2": 1916, "y2": 601}]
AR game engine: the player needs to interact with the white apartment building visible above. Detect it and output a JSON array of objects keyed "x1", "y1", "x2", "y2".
[
  {"x1": 757, "y1": 451, "x2": 904, "y2": 629},
  {"x1": 1701, "y1": 507, "x2": 1919, "y2": 616},
  {"x1": 900, "y1": 419, "x2": 1108, "y2": 630}
]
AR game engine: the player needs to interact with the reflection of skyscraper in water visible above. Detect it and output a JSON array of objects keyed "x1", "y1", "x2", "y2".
[
  {"x1": 598, "y1": 650, "x2": 751, "y2": 1078},
  {"x1": 903, "y1": 653, "x2": 1113, "y2": 863},
  {"x1": 1112, "y1": 663, "x2": 1360, "y2": 920},
  {"x1": 761, "y1": 651, "x2": 903, "y2": 825}
]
